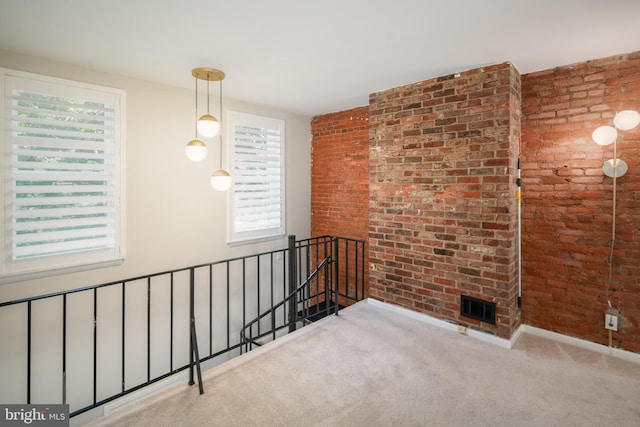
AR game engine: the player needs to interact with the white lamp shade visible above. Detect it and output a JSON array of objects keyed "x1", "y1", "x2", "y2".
[
  {"x1": 592, "y1": 125, "x2": 617, "y2": 146},
  {"x1": 185, "y1": 139, "x2": 207, "y2": 162},
  {"x1": 603, "y1": 158, "x2": 628, "y2": 178},
  {"x1": 613, "y1": 110, "x2": 640, "y2": 131},
  {"x1": 211, "y1": 169, "x2": 232, "y2": 191},
  {"x1": 197, "y1": 114, "x2": 220, "y2": 138}
]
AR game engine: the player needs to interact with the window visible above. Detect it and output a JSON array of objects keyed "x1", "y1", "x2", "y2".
[
  {"x1": 228, "y1": 111, "x2": 285, "y2": 244},
  {"x1": 1, "y1": 68, "x2": 126, "y2": 283}
]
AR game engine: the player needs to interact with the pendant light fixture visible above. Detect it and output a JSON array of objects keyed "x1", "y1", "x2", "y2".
[
  {"x1": 185, "y1": 68, "x2": 225, "y2": 161},
  {"x1": 196, "y1": 69, "x2": 221, "y2": 138},
  {"x1": 184, "y1": 67, "x2": 232, "y2": 191},
  {"x1": 210, "y1": 70, "x2": 232, "y2": 191},
  {"x1": 184, "y1": 73, "x2": 208, "y2": 162}
]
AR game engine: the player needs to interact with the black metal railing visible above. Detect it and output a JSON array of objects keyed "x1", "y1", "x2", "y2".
[
  {"x1": 240, "y1": 252, "x2": 331, "y2": 352},
  {"x1": 0, "y1": 235, "x2": 365, "y2": 418}
]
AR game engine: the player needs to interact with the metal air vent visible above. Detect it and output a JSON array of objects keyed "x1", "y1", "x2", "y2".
[{"x1": 460, "y1": 295, "x2": 496, "y2": 325}]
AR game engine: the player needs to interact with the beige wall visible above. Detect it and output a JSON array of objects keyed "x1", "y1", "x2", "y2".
[{"x1": 0, "y1": 49, "x2": 312, "y2": 302}]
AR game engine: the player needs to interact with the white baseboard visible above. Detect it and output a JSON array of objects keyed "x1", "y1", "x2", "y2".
[
  {"x1": 365, "y1": 298, "x2": 640, "y2": 363},
  {"x1": 519, "y1": 324, "x2": 640, "y2": 364},
  {"x1": 365, "y1": 298, "x2": 513, "y2": 349}
]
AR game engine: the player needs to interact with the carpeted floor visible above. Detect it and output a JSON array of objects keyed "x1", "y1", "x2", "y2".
[{"x1": 86, "y1": 299, "x2": 640, "y2": 426}]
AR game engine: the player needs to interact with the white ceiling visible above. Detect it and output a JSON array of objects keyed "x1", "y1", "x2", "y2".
[{"x1": 1, "y1": 0, "x2": 639, "y2": 117}]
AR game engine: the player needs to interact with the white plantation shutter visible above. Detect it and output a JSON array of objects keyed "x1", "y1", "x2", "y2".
[
  {"x1": 228, "y1": 112, "x2": 285, "y2": 243},
  {"x1": 2, "y1": 68, "x2": 125, "y2": 280}
]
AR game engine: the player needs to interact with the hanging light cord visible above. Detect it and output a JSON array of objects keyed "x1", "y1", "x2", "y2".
[
  {"x1": 218, "y1": 78, "x2": 223, "y2": 169},
  {"x1": 206, "y1": 72, "x2": 211, "y2": 115},
  {"x1": 194, "y1": 76, "x2": 198, "y2": 137},
  {"x1": 606, "y1": 140, "x2": 619, "y2": 309}
]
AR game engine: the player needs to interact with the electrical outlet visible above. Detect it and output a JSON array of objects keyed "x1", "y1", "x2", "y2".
[
  {"x1": 605, "y1": 313, "x2": 618, "y2": 331},
  {"x1": 457, "y1": 325, "x2": 467, "y2": 335}
]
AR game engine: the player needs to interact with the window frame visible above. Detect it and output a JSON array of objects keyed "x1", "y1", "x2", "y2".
[
  {"x1": 1, "y1": 68, "x2": 126, "y2": 284},
  {"x1": 227, "y1": 111, "x2": 286, "y2": 245}
]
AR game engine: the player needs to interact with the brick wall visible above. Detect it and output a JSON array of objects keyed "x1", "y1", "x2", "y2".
[
  {"x1": 311, "y1": 106, "x2": 370, "y2": 297},
  {"x1": 311, "y1": 52, "x2": 640, "y2": 354},
  {"x1": 368, "y1": 63, "x2": 521, "y2": 339},
  {"x1": 521, "y1": 52, "x2": 640, "y2": 352}
]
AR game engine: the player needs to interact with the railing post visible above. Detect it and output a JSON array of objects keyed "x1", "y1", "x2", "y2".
[
  {"x1": 190, "y1": 318, "x2": 204, "y2": 394},
  {"x1": 288, "y1": 235, "x2": 297, "y2": 332},
  {"x1": 189, "y1": 268, "x2": 195, "y2": 385},
  {"x1": 360, "y1": 241, "x2": 365, "y2": 300},
  {"x1": 324, "y1": 238, "x2": 331, "y2": 318},
  {"x1": 188, "y1": 268, "x2": 204, "y2": 394},
  {"x1": 333, "y1": 236, "x2": 340, "y2": 316}
]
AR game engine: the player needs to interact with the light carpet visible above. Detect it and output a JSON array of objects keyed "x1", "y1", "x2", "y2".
[{"x1": 86, "y1": 299, "x2": 640, "y2": 426}]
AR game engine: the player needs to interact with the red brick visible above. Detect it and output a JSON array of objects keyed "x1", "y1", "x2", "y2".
[
  {"x1": 522, "y1": 51, "x2": 640, "y2": 353},
  {"x1": 313, "y1": 51, "x2": 640, "y2": 354}
]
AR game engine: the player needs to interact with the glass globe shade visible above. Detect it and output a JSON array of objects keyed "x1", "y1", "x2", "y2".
[
  {"x1": 603, "y1": 158, "x2": 628, "y2": 178},
  {"x1": 591, "y1": 125, "x2": 617, "y2": 146},
  {"x1": 211, "y1": 169, "x2": 232, "y2": 191},
  {"x1": 613, "y1": 110, "x2": 640, "y2": 131},
  {"x1": 197, "y1": 114, "x2": 220, "y2": 138},
  {"x1": 185, "y1": 139, "x2": 207, "y2": 162}
]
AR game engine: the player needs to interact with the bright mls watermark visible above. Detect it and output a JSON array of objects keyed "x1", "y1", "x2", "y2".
[{"x1": 0, "y1": 405, "x2": 68, "y2": 427}]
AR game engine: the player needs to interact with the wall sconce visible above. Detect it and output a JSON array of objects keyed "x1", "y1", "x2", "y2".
[
  {"x1": 591, "y1": 109, "x2": 639, "y2": 314},
  {"x1": 185, "y1": 67, "x2": 232, "y2": 191},
  {"x1": 591, "y1": 110, "x2": 639, "y2": 177}
]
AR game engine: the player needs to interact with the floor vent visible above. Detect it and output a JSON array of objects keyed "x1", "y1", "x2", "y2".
[{"x1": 460, "y1": 295, "x2": 496, "y2": 325}]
